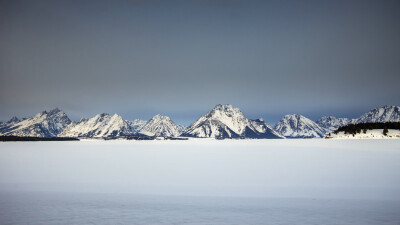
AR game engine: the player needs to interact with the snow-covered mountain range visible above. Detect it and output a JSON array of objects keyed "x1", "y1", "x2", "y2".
[
  {"x1": 0, "y1": 108, "x2": 71, "y2": 137},
  {"x1": 274, "y1": 106, "x2": 400, "y2": 138},
  {"x1": 181, "y1": 104, "x2": 283, "y2": 139},
  {"x1": 1, "y1": 105, "x2": 399, "y2": 139},
  {"x1": 139, "y1": 114, "x2": 181, "y2": 137},
  {"x1": 60, "y1": 113, "x2": 138, "y2": 138},
  {"x1": 274, "y1": 114, "x2": 327, "y2": 138}
]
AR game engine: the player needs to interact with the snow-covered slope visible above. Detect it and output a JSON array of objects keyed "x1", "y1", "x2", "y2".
[
  {"x1": 0, "y1": 108, "x2": 71, "y2": 137},
  {"x1": 274, "y1": 114, "x2": 327, "y2": 138},
  {"x1": 329, "y1": 129, "x2": 400, "y2": 139},
  {"x1": 60, "y1": 113, "x2": 135, "y2": 137},
  {"x1": 316, "y1": 116, "x2": 352, "y2": 133},
  {"x1": 139, "y1": 114, "x2": 181, "y2": 137},
  {"x1": 7, "y1": 116, "x2": 21, "y2": 124},
  {"x1": 246, "y1": 118, "x2": 285, "y2": 139},
  {"x1": 127, "y1": 119, "x2": 147, "y2": 133},
  {"x1": 0, "y1": 116, "x2": 21, "y2": 130},
  {"x1": 181, "y1": 104, "x2": 283, "y2": 139},
  {"x1": 177, "y1": 124, "x2": 186, "y2": 133},
  {"x1": 356, "y1": 106, "x2": 400, "y2": 123}
]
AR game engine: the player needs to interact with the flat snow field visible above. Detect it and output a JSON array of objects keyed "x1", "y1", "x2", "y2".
[{"x1": 0, "y1": 139, "x2": 399, "y2": 225}]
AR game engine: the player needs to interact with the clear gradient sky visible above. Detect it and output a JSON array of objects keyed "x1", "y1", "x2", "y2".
[{"x1": 0, "y1": 0, "x2": 399, "y2": 126}]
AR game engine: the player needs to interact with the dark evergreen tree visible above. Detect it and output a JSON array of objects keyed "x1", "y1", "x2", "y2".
[{"x1": 383, "y1": 127, "x2": 388, "y2": 136}]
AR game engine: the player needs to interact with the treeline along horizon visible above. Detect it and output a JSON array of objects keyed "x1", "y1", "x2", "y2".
[
  {"x1": 0, "y1": 136, "x2": 79, "y2": 142},
  {"x1": 333, "y1": 122, "x2": 400, "y2": 136}
]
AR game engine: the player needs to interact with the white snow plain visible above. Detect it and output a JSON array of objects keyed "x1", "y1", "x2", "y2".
[
  {"x1": 1, "y1": 139, "x2": 400, "y2": 225},
  {"x1": 0, "y1": 139, "x2": 399, "y2": 200}
]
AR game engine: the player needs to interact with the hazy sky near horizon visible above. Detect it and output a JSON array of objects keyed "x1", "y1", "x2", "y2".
[{"x1": 0, "y1": 0, "x2": 399, "y2": 125}]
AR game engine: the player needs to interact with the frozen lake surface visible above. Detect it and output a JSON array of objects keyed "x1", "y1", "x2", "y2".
[
  {"x1": 1, "y1": 192, "x2": 399, "y2": 225},
  {"x1": 0, "y1": 139, "x2": 399, "y2": 224}
]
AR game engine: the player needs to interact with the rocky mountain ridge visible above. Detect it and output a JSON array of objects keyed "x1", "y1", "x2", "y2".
[{"x1": 1, "y1": 105, "x2": 399, "y2": 139}]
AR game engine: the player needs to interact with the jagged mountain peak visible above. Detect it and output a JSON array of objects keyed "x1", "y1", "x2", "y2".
[
  {"x1": 196, "y1": 104, "x2": 247, "y2": 135},
  {"x1": 212, "y1": 104, "x2": 236, "y2": 111},
  {"x1": 280, "y1": 114, "x2": 310, "y2": 127},
  {"x1": 382, "y1": 105, "x2": 397, "y2": 109},
  {"x1": 207, "y1": 104, "x2": 243, "y2": 117},
  {"x1": 7, "y1": 116, "x2": 20, "y2": 124},
  {"x1": 214, "y1": 104, "x2": 233, "y2": 109},
  {"x1": 109, "y1": 114, "x2": 125, "y2": 122},
  {"x1": 48, "y1": 107, "x2": 62, "y2": 114},
  {"x1": 274, "y1": 114, "x2": 326, "y2": 138},
  {"x1": 284, "y1": 114, "x2": 303, "y2": 119},
  {"x1": 32, "y1": 108, "x2": 68, "y2": 119},
  {"x1": 146, "y1": 114, "x2": 176, "y2": 125},
  {"x1": 89, "y1": 113, "x2": 125, "y2": 123},
  {"x1": 356, "y1": 105, "x2": 400, "y2": 123},
  {"x1": 151, "y1": 114, "x2": 170, "y2": 120},
  {"x1": 247, "y1": 118, "x2": 285, "y2": 139},
  {"x1": 36, "y1": 107, "x2": 60, "y2": 114},
  {"x1": 140, "y1": 114, "x2": 181, "y2": 137},
  {"x1": 96, "y1": 113, "x2": 110, "y2": 118},
  {"x1": 59, "y1": 113, "x2": 133, "y2": 138},
  {"x1": 78, "y1": 117, "x2": 89, "y2": 123},
  {"x1": 319, "y1": 116, "x2": 336, "y2": 121},
  {"x1": 182, "y1": 104, "x2": 282, "y2": 139}
]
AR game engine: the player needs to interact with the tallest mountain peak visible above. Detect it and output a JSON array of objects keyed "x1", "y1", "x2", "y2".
[
  {"x1": 182, "y1": 104, "x2": 282, "y2": 139},
  {"x1": 212, "y1": 104, "x2": 237, "y2": 112},
  {"x1": 214, "y1": 104, "x2": 233, "y2": 109},
  {"x1": 151, "y1": 114, "x2": 170, "y2": 120},
  {"x1": 208, "y1": 104, "x2": 243, "y2": 118},
  {"x1": 49, "y1": 107, "x2": 62, "y2": 113}
]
